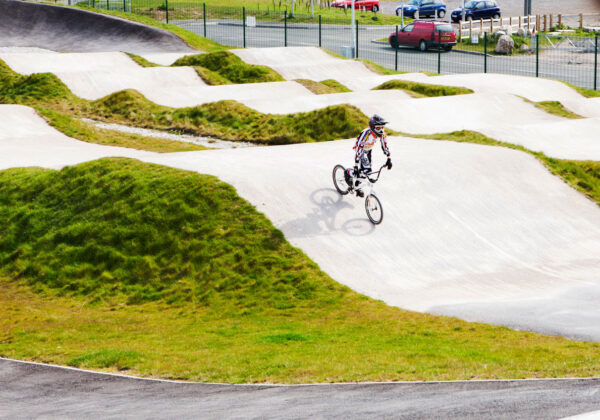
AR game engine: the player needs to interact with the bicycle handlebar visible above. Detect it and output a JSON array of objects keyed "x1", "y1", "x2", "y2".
[{"x1": 364, "y1": 164, "x2": 389, "y2": 183}]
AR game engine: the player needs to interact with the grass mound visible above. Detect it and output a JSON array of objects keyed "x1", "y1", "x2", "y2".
[
  {"x1": 2, "y1": 159, "x2": 600, "y2": 382},
  {"x1": 86, "y1": 91, "x2": 367, "y2": 144},
  {"x1": 1, "y1": 58, "x2": 365, "y2": 145},
  {"x1": 172, "y1": 52, "x2": 284, "y2": 84},
  {"x1": 296, "y1": 79, "x2": 351, "y2": 94},
  {"x1": 373, "y1": 80, "x2": 474, "y2": 98},
  {"x1": 0, "y1": 158, "x2": 333, "y2": 306},
  {"x1": 535, "y1": 101, "x2": 584, "y2": 119}
]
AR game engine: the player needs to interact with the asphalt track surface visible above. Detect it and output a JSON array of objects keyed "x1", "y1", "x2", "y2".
[
  {"x1": 1, "y1": 2, "x2": 600, "y2": 417},
  {"x1": 0, "y1": 0, "x2": 194, "y2": 53},
  {"x1": 1, "y1": 358, "x2": 600, "y2": 419}
]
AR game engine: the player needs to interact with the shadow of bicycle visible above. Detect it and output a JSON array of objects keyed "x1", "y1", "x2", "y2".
[{"x1": 280, "y1": 188, "x2": 375, "y2": 238}]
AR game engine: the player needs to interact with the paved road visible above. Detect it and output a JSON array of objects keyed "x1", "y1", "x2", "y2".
[
  {"x1": 1, "y1": 358, "x2": 600, "y2": 419},
  {"x1": 183, "y1": 20, "x2": 598, "y2": 89}
]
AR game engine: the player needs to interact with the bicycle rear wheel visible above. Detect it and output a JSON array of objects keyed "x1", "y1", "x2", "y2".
[
  {"x1": 332, "y1": 164, "x2": 350, "y2": 195},
  {"x1": 365, "y1": 194, "x2": 383, "y2": 224}
]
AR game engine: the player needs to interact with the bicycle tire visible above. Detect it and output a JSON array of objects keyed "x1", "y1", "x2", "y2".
[
  {"x1": 365, "y1": 194, "x2": 383, "y2": 224},
  {"x1": 332, "y1": 164, "x2": 350, "y2": 195}
]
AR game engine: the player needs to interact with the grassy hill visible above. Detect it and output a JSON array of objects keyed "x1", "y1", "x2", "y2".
[{"x1": 1, "y1": 158, "x2": 600, "y2": 383}]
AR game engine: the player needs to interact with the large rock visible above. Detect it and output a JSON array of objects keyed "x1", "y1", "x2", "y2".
[
  {"x1": 517, "y1": 27, "x2": 526, "y2": 37},
  {"x1": 495, "y1": 34, "x2": 514, "y2": 54}
]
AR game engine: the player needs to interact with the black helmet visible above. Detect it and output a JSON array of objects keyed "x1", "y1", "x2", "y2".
[{"x1": 369, "y1": 114, "x2": 388, "y2": 136}]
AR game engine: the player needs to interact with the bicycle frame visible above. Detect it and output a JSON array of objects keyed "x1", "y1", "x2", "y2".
[{"x1": 353, "y1": 164, "x2": 388, "y2": 195}]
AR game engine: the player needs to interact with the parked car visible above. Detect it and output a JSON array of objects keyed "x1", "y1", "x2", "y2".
[
  {"x1": 389, "y1": 21, "x2": 456, "y2": 51},
  {"x1": 451, "y1": 0, "x2": 501, "y2": 22},
  {"x1": 331, "y1": 0, "x2": 380, "y2": 12},
  {"x1": 395, "y1": 0, "x2": 447, "y2": 19}
]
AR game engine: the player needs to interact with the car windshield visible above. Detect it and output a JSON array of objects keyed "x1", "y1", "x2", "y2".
[
  {"x1": 464, "y1": 1, "x2": 477, "y2": 8},
  {"x1": 407, "y1": 0, "x2": 419, "y2": 5},
  {"x1": 436, "y1": 24, "x2": 453, "y2": 32}
]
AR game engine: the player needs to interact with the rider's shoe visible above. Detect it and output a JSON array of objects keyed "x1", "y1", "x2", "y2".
[
  {"x1": 356, "y1": 189, "x2": 364, "y2": 198},
  {"x1": 344, "y1": 169, "x2": 353, "y2": 188}
]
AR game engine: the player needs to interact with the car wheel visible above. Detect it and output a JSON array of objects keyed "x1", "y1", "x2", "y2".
[
  {"x1": 396, "y1": 9, "x2": 400, "y2": 16},
  {"x1": 443, "y1": 45, "x2": 452, "y2": 51},
  {"x1": 372, "y1": 4, "x2": 379, "y2": 12},
  {"x1": 438, "y1": 9, "x2": 446, "y2": 18},
  {"x1": 493, "y1": 13, "x2": 500, "y2": 19},
  {"x1": 389, "y1": 36, "x2": 399, "y2": 49},
  {"x1": 418, "y1": 40, "x2": 427, "y2": 52}
]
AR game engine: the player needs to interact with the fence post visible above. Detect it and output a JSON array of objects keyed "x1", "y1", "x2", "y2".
[
  {"x1": 543, "y1": 14, "x2": 547, "y2": 32},
  {"x1": 284, "y1": 10, "x2": 287, "y2": 46},
  {"x1": 549, "y1": 14, "x2": 553, "y2": 30},
  {"x1": 355, "y1": 19, "x2": 359, "y2": 58},
  {"x1": 484, "y1": 32, "x2": 487, "y2": 73},
  {"x1": 558, "y1": 14, "x2": 562, "y2": 28},
  {"x1": 518, "y1": 15, "x2": 521, "y2": 29},
  {"x1": 319, "y1": 15, "x2": 321, "y2": 47},
  {"x1": 243, "y1": 7, "x2": 246, "y2": 48},
  {"x1": 123, "y1": 0, "x2": 125, "y2": 12},
  {"x1": 437, "y1": 31, "x2": 441, "y2": 74},
  {"x1": 458, "y1": 22, "x2": 462, "y2": 43},
  {"x1": 536, "y1": 33, "x2": 539, "y2": 77},
  {"x1": 595, "y1": 33, "x2": 598, "y2": 91},
  {"x1": 165, "y1": 0, "x2": 169, "y2": 24},
  {"x1": 203, "y1": 3, "x2": 206, "y2": 37},
  {"x1": 395, "y1": 25, "x2": 398, "y2": 71},
  {"x1": 480, "y1": 18, "x2": 483, "y2": 34},
  {"x1": 469, "y1": 19, "x2": 472, "y2": 39},
  {"x1": 580, "y1": 13, "x2": 583, "y2": 30}
]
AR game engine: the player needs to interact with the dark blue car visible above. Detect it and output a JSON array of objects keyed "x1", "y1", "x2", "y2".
[
  {"x1": 451, "y1": 0, "x2": 501, "y2": 22},
  {"x1": 396, "y1": 0, "x2": 447, "y2": 19}
]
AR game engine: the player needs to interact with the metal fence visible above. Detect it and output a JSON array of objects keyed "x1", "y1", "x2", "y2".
[{"x1": 87, "y1": 1, "x2": 600, "y2": 90}]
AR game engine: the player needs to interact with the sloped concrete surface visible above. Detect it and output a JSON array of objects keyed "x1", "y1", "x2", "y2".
[
  {"x1": 0, "y1": 0, "x2": 194, "y2": 53},
  {"x1": 2, "y1": 104, "x2": 600, "y2": 341},
  {"x1": 1, "y1": 358, "x2": 599, "y2": 420}
]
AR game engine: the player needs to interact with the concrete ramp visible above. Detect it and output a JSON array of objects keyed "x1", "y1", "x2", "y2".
[
  {"x1": 0, "y1": 0, "x2": 195, "y2": 53},
  {"x1": 2, "y1": 104, "x2": 600, "y2": 341},
  {"x1": 232, "y1": 47, "x2": 377, "y2": 87},
  {"x1": 0, "y1": 105, "x2": 156, "y2": 169}
]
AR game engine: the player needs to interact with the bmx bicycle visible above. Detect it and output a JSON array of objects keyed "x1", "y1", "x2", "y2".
[{"x1": 332, "y1": 163, "x2": 390, "y2": 225}]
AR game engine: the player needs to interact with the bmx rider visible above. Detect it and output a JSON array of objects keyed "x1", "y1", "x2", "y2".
[{"x1": 345, "y1": 114, "x2": 392, "y2": 197}]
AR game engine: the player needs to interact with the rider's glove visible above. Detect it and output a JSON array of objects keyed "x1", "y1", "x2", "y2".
[
  {"x1": 386, "y1": 158, "x2": 392, "y2": 170},
  {"x1": 353, "y1": 166, "x2": 359, "y2": 176}
]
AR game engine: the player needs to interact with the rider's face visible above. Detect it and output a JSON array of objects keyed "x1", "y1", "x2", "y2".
[{"x1": 375, "y1": 125, "x2": 384, "y2": 132}]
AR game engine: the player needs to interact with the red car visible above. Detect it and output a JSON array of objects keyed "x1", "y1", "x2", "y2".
[
  {"x1": 389, "y1": 21, "x2": 456, "y2": 51},
  {"x1": 331, "y1": 0, "x2": 380, "y2": 12}
]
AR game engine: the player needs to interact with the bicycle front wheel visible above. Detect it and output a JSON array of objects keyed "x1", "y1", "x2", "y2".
[
  {"x1": 365, "y1": 194, "x2": 383, "y2": 224},
  {"x1": 332, "y1": 164, "x2": 350, "y2": 195}
]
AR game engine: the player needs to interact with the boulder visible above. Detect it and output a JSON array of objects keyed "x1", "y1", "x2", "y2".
[
  {"x1": 495, "y1": 30, "x2": 506, "y2": 38},
  {"x1": 498, "y1": 25, "x2": 513, "y2": 35},
  {"x1": 516, "y1": 27, "x2": 526, "y2": 37},
  {"x1": 519, "y1": 43, "x2": 530, "y2": 52},
  {"x1": 495, "y1": 34, "x2": 514, "y2": 54}
]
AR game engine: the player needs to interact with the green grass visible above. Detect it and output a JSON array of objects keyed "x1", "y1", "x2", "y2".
[
  {"x1": 118, "y1": 0, "x2": 407, "y2": 25},
  {"x1": 534, "y1": 101, "x2": 584, "y2": 119},
  {"x1": 373, "y1": 80, "x2": 474, "y2": 98},
  {"x1": 295, "y1": 79, "x2": 351, "y2": 94},
  {"x1": 2, "y1": 158, "x2": 600, "y2": 383},
  {"x1": 455, "y1": 34, "x2": 531, "y2": 55},
  {"x1": 172, "y1": 52, "x2": 284, "y2": 84},
  {"x1": 125, "y1": 53, "x2": 160, "y2": 68},
  {"x1": 560, "y1": 81, "x2": 600, "y2": 98},
  {"x1": 0, "y1": 58, "x2": 367, "y2": 145},
  {"x1": 398, "y1": 130, "x2": 600, "y2": 206}
]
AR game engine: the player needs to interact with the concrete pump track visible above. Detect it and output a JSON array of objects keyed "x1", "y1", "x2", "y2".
[{"x1": 1, "y1": 1, "x2": 600, "y2": 418}]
